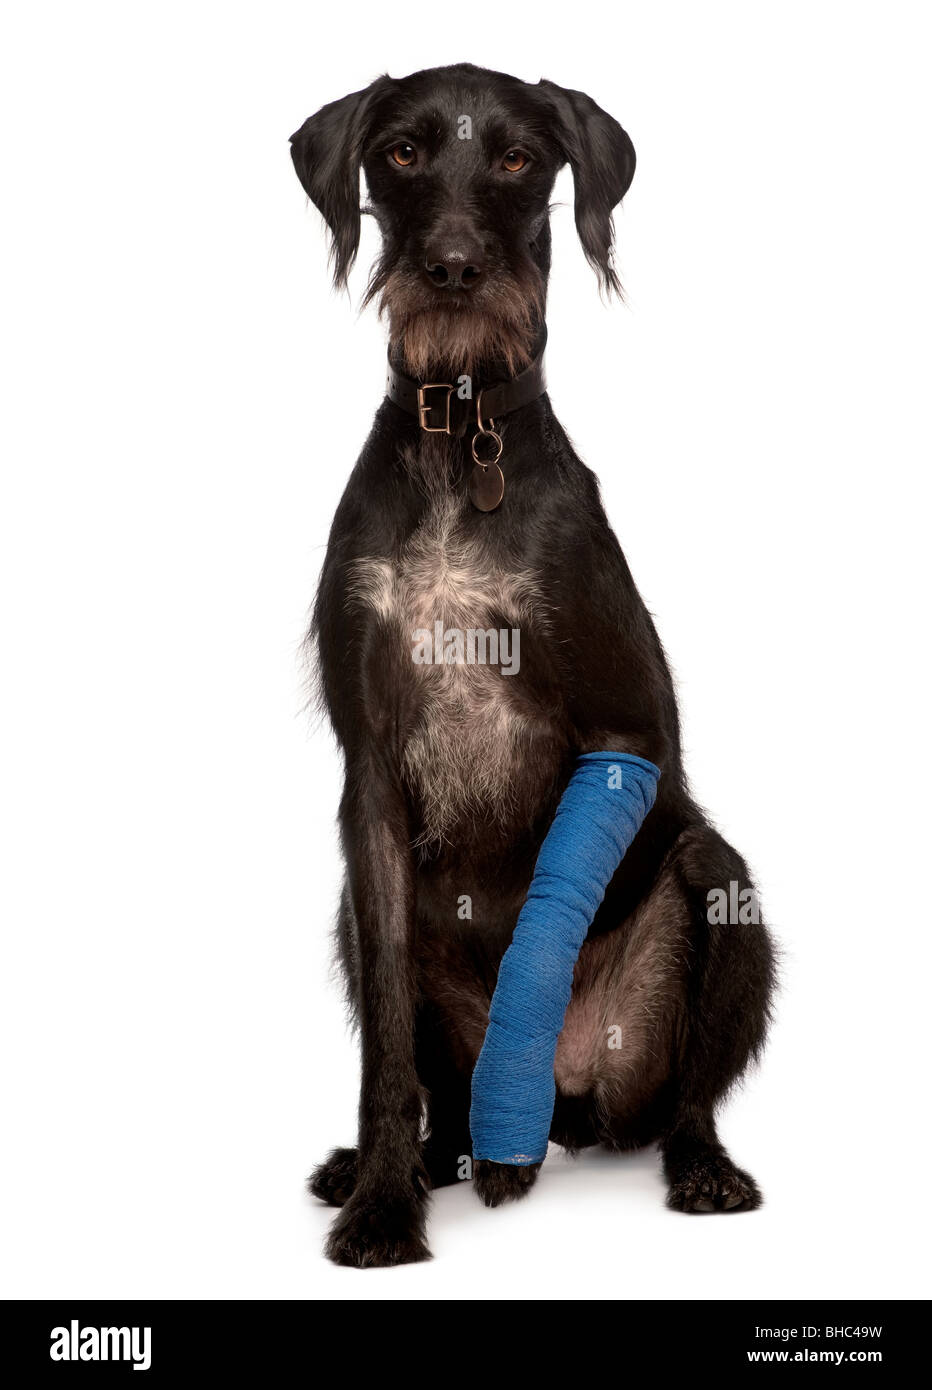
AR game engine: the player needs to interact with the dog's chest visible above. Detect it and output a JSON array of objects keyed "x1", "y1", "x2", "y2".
[{"x1": 348, "y1": 489, "x2": 560, "y2": 847}]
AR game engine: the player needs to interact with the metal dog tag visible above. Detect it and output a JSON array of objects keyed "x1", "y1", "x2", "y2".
[
  {"x1": 469, "y1": 424, "x2": 505, "y2": 512},
  {"x1": 468, "y1": 462, "x2": 505, "y2": 511}
]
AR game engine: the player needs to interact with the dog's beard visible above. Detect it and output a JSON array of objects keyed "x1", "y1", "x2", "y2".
[{"x1": 369, "y1": 266, "x2": 543, "y2": 378}]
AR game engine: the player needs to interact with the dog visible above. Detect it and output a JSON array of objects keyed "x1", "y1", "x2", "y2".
[{"x1": 290, "y1": 63, "x2": 775, "y2": 1267}]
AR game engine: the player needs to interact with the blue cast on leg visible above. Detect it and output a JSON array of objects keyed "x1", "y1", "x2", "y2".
[{"x1": 469, "y1": 751, "x2": 661, "y2": 1165}]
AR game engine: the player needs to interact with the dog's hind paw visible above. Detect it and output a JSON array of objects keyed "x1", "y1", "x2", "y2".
[
  {"x1": 473, "y1": 1158, "x2": 542, "y2": 1207},
  {"x1": 325, "y1": 1191, "x2": 431, "y2": 1268},
  {"x1": 666, "y1": 1150, "x2": 762, "y2": 1214},
  {"x1": 308, "y1": 1147, "x2": 358, "y2": 1208}
]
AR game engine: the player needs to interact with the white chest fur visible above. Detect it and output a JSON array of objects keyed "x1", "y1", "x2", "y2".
[{"x1": 347, "y1": 486, "x2": 548, "y2": 848}]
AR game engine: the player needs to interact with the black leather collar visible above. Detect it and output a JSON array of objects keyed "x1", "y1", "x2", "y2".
[{"x1": 385, "y1": 338, "x2": 547, "y2": 439}]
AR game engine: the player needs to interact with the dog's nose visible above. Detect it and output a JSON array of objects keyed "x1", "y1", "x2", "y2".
[{"x1": 424, "y1": 244, "x2": 484, "y2": 290}]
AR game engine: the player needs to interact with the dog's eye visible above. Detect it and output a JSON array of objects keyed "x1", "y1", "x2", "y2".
[
  {"x1": 390, "y1": 143, "x2": 417, "y2": 167},
  {"x1": 502, "y1": 150, "x2": 528, "y2": 173}
]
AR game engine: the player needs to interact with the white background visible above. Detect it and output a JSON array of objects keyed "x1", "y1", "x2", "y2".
[{"x1": 2, "y1": 1, "x2": 930, "y2": 1301}]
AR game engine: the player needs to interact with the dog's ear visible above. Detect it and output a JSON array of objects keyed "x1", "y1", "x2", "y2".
[
  {"x1": 290, "y1": 80, "x2": 386, "y2": 288},
  {"x1": 538, "y1": 80, "x2": 636, "y2": 296}
]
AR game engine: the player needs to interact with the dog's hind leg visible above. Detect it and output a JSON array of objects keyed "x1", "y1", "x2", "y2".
[
  {"x1": 308, "y1": 1147, "x2": 359, "y2": 1208},
  {"x1": 417, "y1": 1000, "x2": 476, "y2": 1191},
  {"x1": 558, "y1": 824, "x2": 774, "y2": 1212},
  {"x1": 657, "y1": 824, "x2": 775, "y2": 1213}
]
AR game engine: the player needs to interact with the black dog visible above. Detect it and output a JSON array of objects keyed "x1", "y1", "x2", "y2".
[{"x1": 291, "y1": 63, "x2": 775, "y2": 1267}]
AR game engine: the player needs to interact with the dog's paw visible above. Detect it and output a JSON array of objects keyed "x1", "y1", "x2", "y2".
[
  {"x1": 308, "y1": 1147, "x2": 358, "y2": 1208},
  {"x1": 473, "y1": 1158, "x2": 542, "y2": 1208},
  {"x1": 325, "y1": 1190, "x2": 431, "y2": 1268},
  {"x1": 666, "y1": 1151, "x2": 762, "y2": 1214}
]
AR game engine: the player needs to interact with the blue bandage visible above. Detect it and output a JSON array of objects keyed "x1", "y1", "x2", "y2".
[{"x1": 470, "y1": 751, "x2": 661, "y2": 1165}]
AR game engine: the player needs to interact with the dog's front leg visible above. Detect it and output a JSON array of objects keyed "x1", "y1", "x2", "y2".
[{"x1": 324, "y1": 762, "x2": 430, "y2": 1268}]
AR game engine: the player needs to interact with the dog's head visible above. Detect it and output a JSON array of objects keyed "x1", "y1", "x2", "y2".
[{"x1": 290, "y1": 64, "x2": 635, "y2": 375}]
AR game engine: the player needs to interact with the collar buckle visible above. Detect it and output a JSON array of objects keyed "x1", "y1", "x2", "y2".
[{"x1": 417, "y1": 383, "x2": 454, "y2": 433}]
